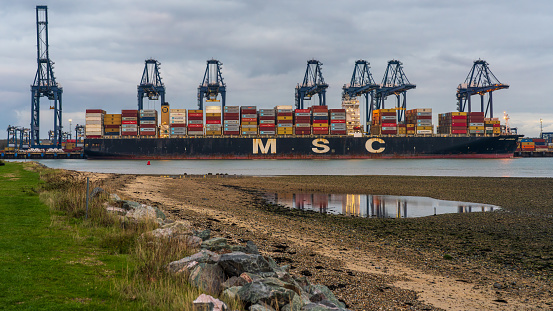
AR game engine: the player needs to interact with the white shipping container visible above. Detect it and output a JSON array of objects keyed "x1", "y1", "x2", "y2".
[
  {"x1": 295, "y1": 123, "x2": 311, "y2": 128},
  {"x1": 416, "y1": 130, "x2": 433, "y2": 134},
  {"x1": 469, "y1": 123, "x2": 484, "y2": 127},
  {"x1": 170, "y1": 109, "x2": 186, "y2": 113},
  {"x1": 140, "y1": 120, "x2": 157, "y2": 125},
  {"x1": 86, "y1": 120, "x2": 102, "y2": 125},
  {"x1": 276, "y1": 105, "x2": 294, "y2": 109},
  {"x1": 313, "y1": 112, "x2": 328, "y2": 117},
  {"x1": 241, "y1": 125, "x2": 257, "y2": 129},
  {"x1": 188, "y1": 120, "x2": 203, "y2": 124},
  {"x1": 224, "y1": 120, "x2": 240, "y2": 125}
]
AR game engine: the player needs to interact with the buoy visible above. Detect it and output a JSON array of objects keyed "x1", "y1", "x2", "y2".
[{"x1": 147, "y1": 161, "x2": 151, "y2": 165}]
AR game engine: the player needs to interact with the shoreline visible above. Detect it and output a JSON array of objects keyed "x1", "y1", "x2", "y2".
[{"x1": 88, "y1": 173, "x2": 553, "y2": 310}]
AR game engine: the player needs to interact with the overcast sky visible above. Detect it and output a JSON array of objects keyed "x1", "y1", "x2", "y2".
[{"x1": 2, "y1": 0, "x2": 553, "y2": 138}]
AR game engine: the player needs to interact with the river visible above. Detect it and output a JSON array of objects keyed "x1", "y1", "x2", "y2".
[{"x1": 12, "y1": 157, "x2": 553, "y2": 177}]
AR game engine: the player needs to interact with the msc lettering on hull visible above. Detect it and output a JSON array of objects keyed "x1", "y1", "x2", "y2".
[
  {"x1": 253, "y1": 139, "x2": 276, "y2": 154},
  {"x1": 366, "y1": 138, "x2": 385, "y2": 153},
  {"x1": 312, "y1": 138, "x2": 330, "y2": 153}
]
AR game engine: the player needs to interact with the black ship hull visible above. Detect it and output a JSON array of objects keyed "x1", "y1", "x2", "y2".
[{"x1": 84, "y1": 135, "x2": 519, "y2": 159}]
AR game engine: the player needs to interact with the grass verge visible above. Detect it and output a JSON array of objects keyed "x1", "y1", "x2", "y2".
[{"x1": 0, "y1": 162, "x2": 241, "y2": 310}]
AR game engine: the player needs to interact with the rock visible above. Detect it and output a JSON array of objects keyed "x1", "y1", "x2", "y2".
[
  {"x1": 167, "y1": 249, "x2": 221, "y2": 274},
  {"x1": 282, "y1": 293, "x2": 303, "y2": 311},
  {"x1": 90, "y1": 187, "x2": 105, "y2": 198},
  {"x1": 218, "y1": 252, "x2": 274, "y2": 277},
  {"x1": 305, "y1": 285, "x2": 345, "y2": 309},
  {"x1": 249, "y1": 303, "x2": 275, "y2": 311},
  {"x1": 148, "y1": 220, "x2": 194, "y2": 240},
  {"x1": 110, "y1": 193, "x2": 121, "y2": 202},
  {"x1": 189, "y1": 263, "x2": 225, "y2": 295},
  {"x1": 229, "y1": 245, "x2": 249, "y2": 253},
  {"x1": 193, "y1": 293, "x2": 228, "y2": 311},
  {"x1": 237, "y1": 279, "x2": 299, "y2": 310},
  {"x1": 222, "y1": 276, "x2": 247, "y2": 289},
  {"x1": 246, "y1": 240, "x2": 260, "y2": 254},
  {"x1": 126, "y1": 204, "x2": 158, "y2": 221},
  {"x1": 186, "y1": 235, "x2": 203, "y2": 248},
  {"x1": 493, "y1": 282, "x2": 503, "y2": 289},
  {"x1": 106, "y1": 206, "x2": 127, "y2": 216},
  {"x1": 240, "y1": 272, "x2": 263, "y2": 283},
  {"x1": 201, "y1": 237, "x2": 230, "y2": 251},
  {"x1": 194, "y1": 229, "x2": 211, "y2": 241},
  {"x1": 121, "y1": 200, "x2": 142, "y2": 210},
  {"x1": 221, "y1": 286, "x2": 242, "y2": 301},
  {"x1": 301, "y1": 303, "x2": 341, "y2": 310}
]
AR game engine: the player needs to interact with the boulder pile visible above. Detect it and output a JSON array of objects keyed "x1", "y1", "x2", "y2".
[{"x1": 106, "y1": 194, "x2": 348, "y2": 310}]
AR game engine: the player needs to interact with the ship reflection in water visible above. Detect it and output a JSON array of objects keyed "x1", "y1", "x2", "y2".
[{"x1": 263, "y1": 193, "x2": 500, "y2": 218}]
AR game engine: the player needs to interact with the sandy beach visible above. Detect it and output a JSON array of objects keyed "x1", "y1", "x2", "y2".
[{"x1": 93, "y1": 173, "x2": 553, "y2": 310}]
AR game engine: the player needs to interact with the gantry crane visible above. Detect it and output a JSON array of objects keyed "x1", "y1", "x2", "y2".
[
  {"x1": 375, "y1": 60, "x2": 416, "y2": 123},
  {"x1": 342, "y1": 60, "x2": 380, "y2": 131},
  {"x1": 198, "y1": 59, "x2": 226, "y2": 110},
  {"x1": 295, "y1": 60, "x2": 328, "y2": 109},
  {"x1": 31, "y1": 5, "x2": 63, "y2": 148},
  {"x1": 137, "y1": 59, "x2": 165, "y2": 111},
  {"x1": 456, "y1": 59, "x2": 509, "y2": 118}
]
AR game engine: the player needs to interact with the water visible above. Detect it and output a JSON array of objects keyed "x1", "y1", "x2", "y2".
[
  {"x1": 264, "y1": 193, "x2": 500, "y2": 218},
  {"x1": 15, "y1": 157, "x2": 553, "y2": 177}
]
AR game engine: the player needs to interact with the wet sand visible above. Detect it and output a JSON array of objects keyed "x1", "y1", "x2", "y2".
[{"x1": 99, "y1": 174, "x2": 553, "y2": 310}]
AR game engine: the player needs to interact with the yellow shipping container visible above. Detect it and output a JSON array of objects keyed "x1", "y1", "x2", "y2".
[
  {"x1": 277, "y1": 116, "x2": 293, "y2": 120},
  {"x1": 312, "y1": 123, "x2": 329, "y2": 127},
  {"x1": 206, "y1": 113, "x2": 221, "y2": 117},
  {"x1": 469, "y1": 126, "x2": 485, "y2": 130},
  {"x1": 188, "y1": 110, "x2": 203, "y2": 113},
  {"x1": 451, "y1": 112, "x2": 467, "y2": 116},
  {"x1": 520, "y1": 142, "x2": 534, "y2": 146},
  {"x1": 241, "y1": 121, "x2": 258, "y2": 125},
  {"x1": 205, "y1": 131, "x2": 222, "y2": 135},
  {"x1": 416, "y1": 126, "x2": 432, "y2": 130},
  {"x1": 105, "y1": 114, "x2": 122, "y2": 119}
]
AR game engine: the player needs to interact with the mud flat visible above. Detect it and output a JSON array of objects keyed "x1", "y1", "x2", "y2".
[{"x1": 97, "y1": 174, "x2": 553, "y2": 310}]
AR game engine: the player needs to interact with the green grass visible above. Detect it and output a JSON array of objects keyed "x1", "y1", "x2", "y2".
[
  {"x1": 0, "y1": 162, "x2": 242, "y2": 311},
  {"x1": 0, "y1": 162, "x2": 135, "y2": 310}
]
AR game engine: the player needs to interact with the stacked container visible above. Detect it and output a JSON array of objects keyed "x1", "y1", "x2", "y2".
[
  {"x1": 170, "y1": 109, "x2": 187, "y2": 137},
  {"x1": 159, "y1": 103, "x2": 170, "y2": 138},
  {"x1": 534, "y1": 138, "x2": 547, "y2": 151},
  {"x1": 121, "y1": 110, "x2": 138, "y2": 136},
  {"x1": 276, "y1": 106, "x2": 294, "y2": 135},
  {"x1": 372, "y1": 109, "x2": 397, "y2": 135},
  {"x1": 240, "y1": 106, "x2": 258, "y2": 135},
  {"x1": 258, "y1": 108, "x2": 276, "y2": 135},
  {"x1": 484, "y1": 118, "x2": 501, "y2": 135},
  {"x1": 223, "y1": 106, "x2": 240, "y2": 135},
  {"x1": 438, "y1": 112, "x2": 468, "y2": 135},
  {"x1": 294, "y1": 109, "x2": 311, "y2": 135},
  {"x1": 342, "y1": 99, "x2": 361, "y2": 134},
  {"x1": 468, "y1": 112, "x2": 485, "y2": 135},
  {"x1": 406, "y1": 108, "x2": 432, "y2": 135},
  {"x1": 329, "y1": 109, "x2": 347, "y2": 135},
  {"x1": 187, "y1": 110, "x2": 204, "y2": 136},
  {"x1": 519, "y1": 138, "x2": 535, "y2": 151},
  {"x1": 311, "y1": 106, "x2": 329, "y2": 135},
  {"x1": 85, "y1": 109, "x2": 105, "y2": 138},
  {"x1": 103, "y1": 113, "x2": 121, "y2": 136},
  {"x1": 139, "y1": 110, "x2": 158, "y2": 137},
  {"x1": 205, "y1": 106, "x2": 222, "y2": 135}
]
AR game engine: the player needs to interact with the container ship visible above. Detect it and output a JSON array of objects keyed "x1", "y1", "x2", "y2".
[{"x1": 83, "y1": 104, "x2": 519, "y2": 159}]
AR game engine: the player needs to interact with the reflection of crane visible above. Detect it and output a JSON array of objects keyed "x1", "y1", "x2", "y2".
[
  {"x1": 198, "y1": 59, "x2": 226, "y2": 110},
  {"x1": 456, "y1": 60, "x2": 509, "y2": 118},
  {"x1": 137, "y1": 59, "x2": 165, "y2": 111},
  {"x1": 375, "y1": 60, "x2": 416, "y2": 123},
  {"x1": 295, "y1": 60, "x2": 328, "y2": 109},
  {"x1": 342, "y1": 60, "x2": 380, "y2": 131},
  {"x1": 31, "y1": 6, "x2": 63, "y2": 148}
]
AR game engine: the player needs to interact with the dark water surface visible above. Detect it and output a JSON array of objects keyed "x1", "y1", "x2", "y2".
[
  {"x1": 264, "y1": 193, "x2": 500, "y2": 218},
  {"x1": 19, "y1": 158, "x2": 553, "y2": 177}
]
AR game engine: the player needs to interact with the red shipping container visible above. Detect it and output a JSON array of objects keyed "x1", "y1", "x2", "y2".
[
  {"x1": 121, "y1": 132, "x2": 138, "y2": 136},
  {"x1": 451, "y1": 129, "x2": 467, "y2": 134},
  {"x1": 493, "y1": 124, "x2": 501, "y2": 128},
  {"x1": 416, "y1": 116, "x2": 432, "y2": 119},
  {"x1": 206, "y1": 120, "x2": 221, "y2": 124},
  {"x1": 188, "y1": 124, "x2": 203, "y2": 128},
  {"x1": 86, "y1": 109, "x2": 104, "y2": 113},
  {"x1": 139, "y1": 124, "x2": 156, "y2": 128},
  {"x1": 330, "y1": 120, "x2": 346, "y2": 124},
  {"x1": 329, "y1": 109, "x2": 346, "y2": 113},
  {"x1": 381, "y1": 123, "x2": 397, "y2": 127},
  {"x1": 223, "y1": 131, "x2": 240, "y2": 135},
  {"x1": 259, "y1": 124, "x2": 276, "y2": 128},
  {"x1": 122, "y1": 120, "x2": 137, "y2": 124},
  {"x1": 104, "y1": 125, "x2": 120, "y2": 128},
  {"x1": 259, "y1": 116, "x2": 275, "y2": 120},
  {"x1": 277, "y1": 120, "x2": 293, "y2": 124},
  {"x1": 295, "y1": 109, "x2": 311, "y2": 113},
  {"x1": 240, "y1": 109, "x2": 257, "y2": 114},
  {"x1": 380, "y1": 112, "x2": 396, "y2": 116},
  {"x1": 188, "y1": 113, "x2": 203, "y2": 117},
  {"x1": 241, "y1": 118, "x2": 257, "y2": 122},
  {"x1": 330, "y1": 130, "x2": 347, "y2": 134},
  {"x1": 170, "y1": 124, "x2": 187, "y2": 127},
  {"x1": 277, "y1": 113, "x2": 293, "y2": 117},
  {"x1": 224, "y1": 113, "x2": 240, "y2": 117},
  {"x1": 206, "y1": 116, "x2": 221, "y2": 121},
  {"x1": 86, "y1": 135, "x2": 103, "y2": 138},
  {"x1": 295, "y1": 117, "x2": 311, "y2": 121},
  {"x1": 452, "y1": 116, "x2": 467, "y2": 120}
]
